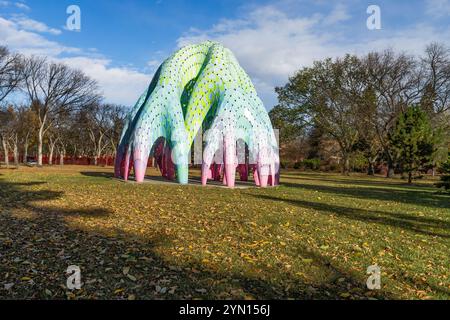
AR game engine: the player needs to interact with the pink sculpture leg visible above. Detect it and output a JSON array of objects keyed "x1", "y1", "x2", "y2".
[
  {"x1": 252, "y1": 165, "x2": 260, "y2": 186},
  {"x1": 224, "y1": 135, "x2": 236, "y2": 188},
  {"x1": 270, "y1": 162, "x2": 276, "y2": 186},
  {"x1": 258, "y1": 163, "x2": 269, "y2": 188},
  {"x1": 259, "y1": 171, "x2": 268, "y2": 187},
  {"x1": 123, "y1": 151, "x2": 131, "y2": 181},
  {"x1": 207, "y1": 165, "x2": 213, "y2": 179},
  {"x1": 133, "y1": 148, "x2": 149, "y2": 183},
  {"x1": 201, "y1": 162, "x2": 209, "y2": 186},
  {"x1": 223, "y1": 171, "x2": 227, "y2": 185}
]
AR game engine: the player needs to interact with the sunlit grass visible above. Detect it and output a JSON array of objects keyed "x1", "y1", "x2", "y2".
[{"x1": 0, "y1": 165, "x2": 448, "y2": 299}]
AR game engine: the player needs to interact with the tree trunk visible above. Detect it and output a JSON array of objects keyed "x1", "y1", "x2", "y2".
[
  {"x1": 367, "y1": 159, "x2": 375, "y2": 175},
  {"x1": 2, "y1": 137, "x2": 9, "y2": 168},
  {"x1": 13, "y1": 136, "x2": 19, "y2": 168},
  {"x1": 59, "y1": 150, "x2": 65, "y2": 166},
  {"x1": 48, "y1": 143, "x2": 55, "y2": 166},
  {"x1": 432, "y1": 164, "x2": 436, "y2": 177},
  {"x1": 38, "y1": 126, "x2": 44, "y2": 167},
  {"x1": 95, "y1": 134, "x2": 103, "y2": 166},
  {"x1": 341, "y1": 157, "x2": 350, "y2": 176},
  {"x1": 341, "y1": 155, "x2": 350, "y2": 175},
  {"x1": 23, "y1": 137, "x2": 29, "y2": 164},
  {"x1": 408, "y1": 171, "x2": 412, "y2": 184},
  {"x1": 386, "y1": 158, "x2": 395, "y2": 178}
]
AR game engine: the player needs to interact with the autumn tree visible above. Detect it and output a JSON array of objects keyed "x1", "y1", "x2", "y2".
[
  {"x1": 353, "y1": 86, "x2": 382, "y2": 175},
  {"x1": 276, "y1": 55, "x2": 365, "y2": 174},
  {"x1": 269, "y1": 104, "x2": 307, "y2": 163}
]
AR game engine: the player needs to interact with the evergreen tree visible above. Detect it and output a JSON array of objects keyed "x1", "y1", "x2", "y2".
[
  {"x1": 389, "y1": 106, "x2": 437, "y2": 184},
  {"x1": 436, "y1": 152, "x2": 450, "y2": 191}
]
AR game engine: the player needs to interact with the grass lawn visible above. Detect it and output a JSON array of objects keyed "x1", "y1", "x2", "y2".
[{"x1": 0, "y1": 165, "x2": 449, "y2": 300}]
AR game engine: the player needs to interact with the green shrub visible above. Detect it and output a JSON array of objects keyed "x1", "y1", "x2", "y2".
[
  {"x1": 302, "y1": 158, "x2": 321, "y2": 170},
  {"x1": 280, "y1": 161, "x2": 290, "y2": 169},
  {"x1": 436, "y1": 176, "x2": 450, "y2": 191},
  {"x1": 350, "y1": 153, "x2": 368, "y2": 173}
]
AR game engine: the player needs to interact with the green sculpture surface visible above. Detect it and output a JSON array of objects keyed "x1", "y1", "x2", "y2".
[{"x1": 115, "y1": 41, "x2": 279, "y2": 188}]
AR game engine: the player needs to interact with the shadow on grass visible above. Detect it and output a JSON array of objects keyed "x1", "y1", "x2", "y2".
[
  {"x1": 251, "y1": 194, "x2": 450, "y2": 239},
  {"x1": 281, "y1": 179, "x2": 449, "y2": 210},
  {"x1": 80, "y1": 171, "x2": 115, "y2": 179},
  {"x1": 0, "y1": 178, "x2": 388, "y2": 300},
  {"x1": 282, "y1": 172, "x2": 441, "y2": 189},
  {"x1": 80, "y1": 171, "x2": 256, "y2": 188}
]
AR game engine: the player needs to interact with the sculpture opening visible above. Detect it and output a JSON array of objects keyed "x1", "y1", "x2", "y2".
[{"x1": 114, "y1": 41, "x2": 280, "y2": 188}]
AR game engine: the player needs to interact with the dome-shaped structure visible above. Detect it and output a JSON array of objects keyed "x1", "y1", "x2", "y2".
[{"x1": 114, "y1": 41, "x2": 279, "y2": 188}]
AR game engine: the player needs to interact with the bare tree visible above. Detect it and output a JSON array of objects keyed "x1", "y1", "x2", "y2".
[
  {"x1": 0, "y1": 46, "x2": 22, "y2": 103},
  {"x1": 104, "y1": 104, "x2": 127, "y2": 160},
  {"x1": 14, "y1": 106, "x2": 37, "y2": 164},
  {"x1": 22, "y1": 56, "x2": 101, "y2": 166},
  {"x1": 418, "y1": 43, "x2": 450, "y2": 174},
  {"x1": 47, "y1": 132, "x2": 59, "y2": 165},
  {"x1": 0, "y1": 106, "x2": 15, "y2": 167},
  {"x1": 364, "y1": 50, "x2": 419, "y2": 177},
  {"x1": 82, "y1": 103, "x2": 126, "y2": 165},
  {"x1": 420, "y1": 43, "x2": 450, "y2": 116},
  {"x1": 88, "y1": 104, "x2": 109, "y2": 166}
]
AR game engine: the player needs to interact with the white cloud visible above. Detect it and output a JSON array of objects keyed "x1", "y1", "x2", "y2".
[
  {"x1": 0, "y1": 15, "x2": 151, "y2": 105},
  {"x1": 177, "y1": 5, "x2": 345, "y2": 107},
  {"x1": 324, "y1": 3, "x2": 350, "y2": 25},
  {"x1": 0, "y1": 1, "x2": 30, "y2": 10},
  {"x1": 11, "y1": 16, "x2": 61, "y2": 35},
  {"x1": 0, "y1": 17, "x2": 77, "y2": 56},
  {"x1": 147, "y1": 59, "x2": 160, "y2": 68},
  {"x1": 177, "y1": 4, "x2": 450, "y2": 108},
  {"x1": 14, "y1": 2, "x2": 30, "y2": 10},
  {"x1": 59, "y1": 57, "x2": 151, "y2": 105},
  {"x1": 426, "y1": 0, "x2": 450, "y2": 17}
]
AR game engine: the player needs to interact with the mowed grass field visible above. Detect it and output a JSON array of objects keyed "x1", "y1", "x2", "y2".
[{"x1": 0, "y1": 165, "x2": 449, "y2": 300}]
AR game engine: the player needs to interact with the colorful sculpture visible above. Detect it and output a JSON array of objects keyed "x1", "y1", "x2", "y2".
[{"x1": 114, "y1": 41, "x2": 279, "y2": 188}]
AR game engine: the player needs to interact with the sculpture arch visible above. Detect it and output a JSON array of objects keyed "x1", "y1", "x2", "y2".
[{"x1": 115, "y1": 41, "x2": 279, "y2": 188}]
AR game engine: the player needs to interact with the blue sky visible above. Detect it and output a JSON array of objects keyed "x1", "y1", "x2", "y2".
[{"x1": 1, "y1": 0, "x2": 450, "y2": 108}]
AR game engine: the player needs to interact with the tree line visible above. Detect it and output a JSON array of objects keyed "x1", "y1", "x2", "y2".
[
  {"x1": 0, "y1": 46, "x2": 127, "y2": 167},
  {"x1": 270, "y1": 42, "x2": 450, "y2": 183},
  {"x1": 1, "y1": 43, "x2": 449, "y2": 184}
]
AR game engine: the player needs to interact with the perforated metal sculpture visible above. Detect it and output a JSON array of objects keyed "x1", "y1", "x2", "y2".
[{"x1": 115, "y1": 41, "x2": 279, "y2": 188}]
